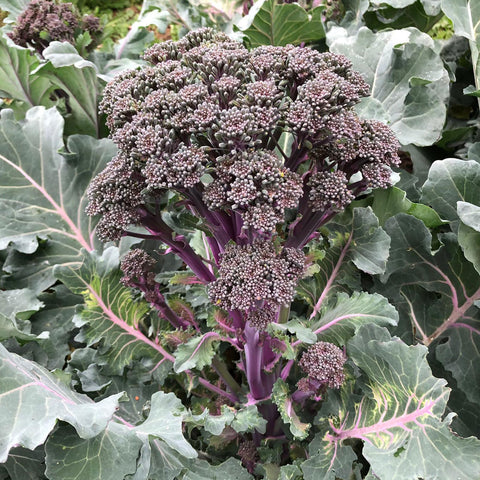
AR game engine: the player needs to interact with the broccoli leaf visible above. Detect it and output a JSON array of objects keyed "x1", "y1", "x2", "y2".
[
  {"x1": 173, "y1": 332, "x2": 219, "y2": 373},
  {"x1": 0, "y1": 344, "x2": 123, "y2": 463},
  {"x1": 55, "y1": 247, "x2": 173, "y2": 375},
  {"x1": 0, "y1": 107, "x2": 115, "y2": 292},
  {"x1": 329, "y1": 27, "x2": 449, "y2": 146},
  {"x1": 319, "y1": 324, "x2": 480, "y2": 479},
  {"x1": 237, "y1": 0, "x2": 325, "y2": 47}
]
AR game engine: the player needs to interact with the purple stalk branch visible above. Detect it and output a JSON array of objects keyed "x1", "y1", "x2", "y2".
[{"x1": 198, "y1": 377, "x2": 239, "y2": 403}]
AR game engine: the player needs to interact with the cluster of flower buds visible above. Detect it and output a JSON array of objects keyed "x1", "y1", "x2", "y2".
[
  {"x1": 298, "y1": 341, "x2": 346, "y2": 391},
  {"x1": 88, "y1": 27, "x2": 400, "y2": 243},
  {"x1": 209, "y1": 241, "x2": 305, "y2": 312},
  {"x1": 8, "y1": 0, "x2": 101, "y2": 54}
]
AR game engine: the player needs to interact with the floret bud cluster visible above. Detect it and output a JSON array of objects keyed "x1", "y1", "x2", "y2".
[
  {"x1": 209, "y1": 241, "x2": 306, "y2": 311},
  {"x1": 299, "y1": 341, "x2": 346, "y2": 390},
  {"x1": 9, "y1": 0, "x2": 101, "y2": 54},
  {"x1": 120, "y1": 249, "x2": 156, "y2": 288},
  {"x1": 89, "y1": 27, "x2": 399, "y2": 241},
  {"x1": 203, "y1": 150, "x2": 303, "y2": 232}
]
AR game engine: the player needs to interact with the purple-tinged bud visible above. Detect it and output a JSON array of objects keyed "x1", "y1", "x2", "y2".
[{"x1": 299, "y1": 341, "x2": 346, "y2": 390}]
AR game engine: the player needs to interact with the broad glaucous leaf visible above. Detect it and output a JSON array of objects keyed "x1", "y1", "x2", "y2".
[
  {"x1": 370, "y1": 0, "x2": 441, "y2": 16},
  {"x1": 0, "y1": 107, "x2": 115, "y2": 292},
  {"x1": 301, "y1": 439, "x2": 356, "y2": 480},
  {"x1": 45, "y1": 423, "x2": 142, "y2": 480},
  {"x1": 349, "y1": 207, "x2": 390, "y2": 274},
  {"x1": 2, "y1": 446, "x2": 45, "y2": 480},
  {"x1": 132, "y1": 391, "x2": 196, "y2": 458},
  {"x1": 36, "y1": 42, "x2": 104, "y2": 137},
  {"x1": 379, "y1": 214, "x2": 480, "y2": 406},
  {"x1": 182, "y1": 458, "x2": 253, "y2": 480},
  {"x1": 318, "y1": 324, "x2": 480, "y2": 479},
  {"x1": 328, "y1": 27, "x2": 449, "y2": 146},
  {"x1": 0, "y1": 0, "x2": 29, "y2": 21},
  {"x1": 441, "y1": 0, "x2": 480, "y2": 100},
  {"x1": 272, "y1": 379, "x2": 310, "y2": 440},
  {"x1": 0, "y1": 288, "x2": 43, "y2": 343},
  {"x1": 236, "y1": 0, "x2": 325, "y2": 48},
  {"x1": 0, "y1": 36, "x2": 52, "y2": 115},
  {"x1": 26, "y1": 286, "x2": 82, "y2": 369},
  {"x1": 421, "y1": 159, "x2": 480, "y2": 272},
  {"x1": 45, "y1": 391, "x2": 198, "y2": 480},
  {"x1": 0, "y1": 344, "x2": 123, "y2": 462},
  {"x1": 54, "y1": 247, "x2": 174, "y2": 375}
]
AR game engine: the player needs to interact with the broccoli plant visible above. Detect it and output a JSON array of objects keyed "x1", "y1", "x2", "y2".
[
  {"x1": 8, "y1": 0, "x2": 101, "y2": 54},
  {"x1": 86, "y1": 27, "x2": 401, "y2": 470}
]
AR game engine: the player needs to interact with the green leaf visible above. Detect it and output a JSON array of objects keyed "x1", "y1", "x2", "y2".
[
  {"x1": 270, "y1": 318, "x2": 317, "y2": 344},
  {"x1": 272, "y1": 379, "x2": 310, "y2": 440},
  {"x1": 0, "y1": 37, "x2": 52, "y2": 115},
  {"x1": 350, "y1": 207, "x2": 390, "y2": 274},
  {"x1": 0, "y1": 0, "x2": 29, "y2": 21},
  {"x1": 133, "y1": 391, "x2": 197, "y2": 458},
  {"x1": 0, "y1": 108, "x2": 115, "y2": 292},
  {"x1": 188, "y1": 404, "x2": 267, "y2": 435},
  {"x1": 3, "y1": 446, "x2": 45, "y2": 480},
  {"x1": 301, "y1": 442, "x2": 356, "y2": 480},
  {"x1": 183, "y1": 458, "x2": 253, "y2": 480},
  {"x1": 0, "y1": 344, "x2": 123, "y2": 462},
  {"x1": 322, "y1": 324, "x2": 480, "y2": 479},
  {"x1": 436, "y1": 327, "x2": 480, "y2": 406},
  {"x1": 421, "y1": 159, "x2": 480, "y2": 229},
  {"x1": 0, "y1": 288, "x2": 43, "y2": 342},
  {"x1": 329, "y1": 27, "x2": 449, "y2": 146},
  {"x1": 55, "y1": 247, "x2": 173, "y2": 374},
  {"x1": 311, "y1": 292, "x2": 398, "y2": 345},
  {"x1": 45, "y1": 423, "x2": 142, "y2": 480},
  {"x1": 44, "y1": 390, "x2": 198, "y2": 480},
  {"x1": 458, "y1": 201, "x2": 480, "y2": 231},
  {"x1": 237, "y1": 0, "x2": 325, "y2": 47},
  {"x1": 173, "y1": 332, "x2": 219, "y2": 373},
  {"x1": 36, "y1": 42, "x2": 104, "y2": 137},
  {"x1": 371, "y1": 187, "x2": 445, "y2": 228},
  {"x1": 371, "y1": 0, "x2": 441, "y2": 16},
  {"x1": 230, "y1": 405, "x2": 267, "y2": 434},
  {"x1": 421, "y1": 159, "x2": 480, "y2": 272}
]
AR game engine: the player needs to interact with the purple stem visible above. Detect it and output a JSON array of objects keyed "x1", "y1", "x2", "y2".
[{"x1": 244, "y1": 323, "x2": 269, "y2": 399}]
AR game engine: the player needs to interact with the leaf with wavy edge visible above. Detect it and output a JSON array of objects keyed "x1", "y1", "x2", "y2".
[
  {"x1": 0, "y1": 288, "x2": 44, "y2": 342},
  {"x1": 237, "y1": 0, "x2": 325, "y2": 47},
  {"x1": 174, "y1": 332, "x2": 219, "y2": 373},
  {"x1": 0, "y1": 107, "x2": 115, "y2": 292},
  {"x1": 310, "y1": 292, "x2": 398, "y2": 345},
  {"x1": 0, "y1": 344, "x2": 123, "y2": 463},
  {"x1": 321, "y1": 324, "x2": 480, "y2": 479},
  {"x1": 54, "y1": 247, "x2": 174, "y2": 375},
  {"x1": 421, "y1": 159, "x2": 480, "y2": 273},
  {"x1": 328, "y1": 27, "x2": 449, "y2": 146},
  {"x1": 45, "y1": 391, "x2": 199, "y2": 480}
]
